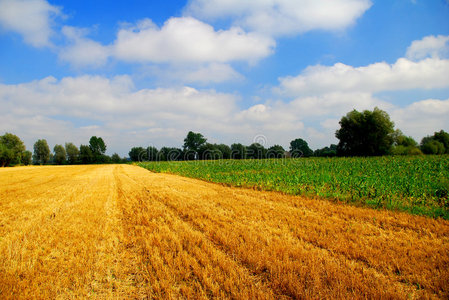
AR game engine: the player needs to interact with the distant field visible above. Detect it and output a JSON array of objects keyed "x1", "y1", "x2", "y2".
[
  {"x1": 139, "y1": 155, "x2": 449, "y2": 219},
  {"x1": 1, "y1": 165, "x2": 449, "y2": 298}
]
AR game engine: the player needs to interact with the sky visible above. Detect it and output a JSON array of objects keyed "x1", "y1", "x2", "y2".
[{"x1": 1, "y1": 0, "x2": 449, "y2": 156}]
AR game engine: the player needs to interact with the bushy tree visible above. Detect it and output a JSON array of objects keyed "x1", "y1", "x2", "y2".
[
  {"x1": 89, "y1": 136, "x2": 106, "y2": 162},
  {"x1": 147, "y1": 146, "x2": 159, "y2": 161},
  {"x1": 216, "y1": 144, "x2": 231, "y2": 159},
  {"x1": 183, "y1": 131, "x2": 206, "y2": 160},
  {"x1": 432, "y1": 130, "x2": 449, "y2": 154},
  {"x1": 390, "y1": 130, "x2": 421, "y2": 155},
  {"x1": 158, "y1": 147, "x2": 183, "y2": 161},
  {"x1": 314, "y1": 144, "x2": 337, "y2": 157},
  {"x1": 79, "y1": 144, "x2": 94, "y2": 164},
  {"x1": 290, "y1": 138, "x2": 313, "y2": 157},
  {"x1": 336, "y1": 108, "x2": 395, "y2": 156},
  {"x1": 129, "y1": 147, "x2": 147, "y2": 161},
  {"x1": 0, "y1": 143, "x2": 14, "y2": 167},
  {"x1": 231, "y1": 143, "x2": 247, "y2": 159},
  {"x1": 65, "y1": 143, "x2": 80, "y2": 164},
  {"x1": 247, "y1": 143, "x2": 266, "y2": 159},
  {"x1": 421, "y1": 138, "x2": 445, "y2": 154},
  {"x1": 267, "y1": 145, "x2": 285, "y2": 159},
  {"x1": 53, "y1": 144, "x2": 67, "y2": 164},
  {"x1": 33, "y1": 139, "x2": 50, "y2": 165},
  {"x1": 22, "y1": 150, "x2": 32, "y2": 165},
  {"x1": 111, "y1": 153, "x2": 122, "y2": 163},
  {"x1": 0, "y1": 133, "x2": 26, "y2": 165},
  {"x1": 198, "y1": 143, "x2": 222, "y2": 160}
]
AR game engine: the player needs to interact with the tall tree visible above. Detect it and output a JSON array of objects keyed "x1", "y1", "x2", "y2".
[
  {"x1": 65, "y1": 143, "x2": 80, "y2": 164},
  {"x1": 147, "y1": 146, "x2": 159, "y2": 161},
  {"x1": 89, "y1": 136, "x2": 106, "y2": 162},
  {"x1": 79, "y1": 145, "x2": 94, "y2": 164},
  {"x1": 0, "y1": 133, "x2": 26, "y2": 165},
  {"x1": 53, "y1": 144, "x2": 67, "y2": 165},
  {"x1": 21, "y1": 150, "x2": 32, "y2": 165},
  {"x1": 183, "y1": 131, "x2": 206, "y2": 160},
  {"x1": 267, "y1": 145, "x2": 285, "y2": 159},
  {"x1": 336, "y1": 107, "x2": 395, "y2": 156},
  {"x1": 231, "y1": 143, "x2": 247, "y2": 159},
  {"x1": 247, "y1": 143, "x2": 266, "y2": 159},
  {"x1": 0, "y1": 143, "x2": 14, "y2": 167},
  {"x1": 433, "y1": 130, "x2": 449, "y2": 154},
  {"x1": 129, "y1": 147, "x2": 147, "y2": 161},
  {"x1": 216, "y1": 144, "x2": 231, "y2": 159},
  {"x1": 33, "y1": 139, "x2": 50, "y2": 165},
  {"x1": 290, "y1": 138, "x2": 313, "y2": 157}
]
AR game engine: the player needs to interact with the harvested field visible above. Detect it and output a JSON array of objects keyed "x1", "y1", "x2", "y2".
[{"x1": 0, "y1": 164, "x2": 448, "y2": 299}]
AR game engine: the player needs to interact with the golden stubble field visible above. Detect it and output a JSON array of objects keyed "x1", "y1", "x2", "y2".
[{"x1": 0, "y1": 164, "x2": 448, "y2": 299}]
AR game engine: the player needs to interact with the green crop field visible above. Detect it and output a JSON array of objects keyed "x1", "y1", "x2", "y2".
[{"x1": 139, "y1": 155, "x2": 449, "y2": 219}]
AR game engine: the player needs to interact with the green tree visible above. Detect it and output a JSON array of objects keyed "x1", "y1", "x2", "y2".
[
  {"x1": 336, "y1": 107, "x2": 395, "y2": 156},
  {"x1": 421, "y1": 138, "x2": 445, "y2": 154},
  {"x1": 198, "y1": 143, "x2": 222, "y2": 160},
  {"x1": 267, "y1": 145, "x2": 285, "y2": 159},
  {"x1": 89, "y1": 136, "x2": 106, "y2": 162},
  {"x1": 147, "y1": 146, "x2": 159, "y2": 161},
  {"x1": 390, "y1": 130, "x2": 421, "y2": 155},
  {"x1": 158, "y1": 147, "x2": 183, "y2": 161},
  {"x1": 0, "y1": 143, "x2": 14, "y2": 167},
  {"x1": 231, "y1": 143, "x2": 247, "y2": 159},
  {"x1": 111, "y1": 153, "x2": 122, "y2": 163},
  {"x1": 290, "y1": 138, "x2": 313, "y2": 157},
  {"x1": 0, "y1": 133, "x2": 26, "y2": 165},
  {"x1": 129, "y1": 147, "x2": 147, "y2": 161},
  {"x1": 433, "y1": 130, "x2": 449, "y2": 154},
  {"x1": 183, "y1": 131, "x2": 206, "y2": 160},
  {"x1": 53, "y1": 144, "x2": 67, "y2": 165},
  {"x1": 314, "y1": 144, "x2": 337, "y2": 157},
  {"x1": 216, "y1": 144, "x2": 231, "y2": 159},
  {"x1": 21, "y1": 150, "x2": 32, "y2": 165},
  {"x1": 65, "y1": 143, "x2": 80, "y2": 164},
  {"x1": 33, "y1": 139, "x2": 50, "y2": 165},
  {"x1": 247, "y1": 143, "x2": 266, "y2": 159},
  {"x1": 79, "y1": 145, "x2": 94, "y2": 164}
]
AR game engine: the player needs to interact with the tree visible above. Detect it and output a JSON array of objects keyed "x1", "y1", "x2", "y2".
[
  {"x1": 231, "y1": 143, "x2": 247, "y2": 159},
  {"x1": 267, "y1": 145, "x2": 285, "y2": 159},
  {"x1": 79, "y1": 145, "x2": 94, "y2": 164},
  {"x1": 433, "y1": 130, "x2": 449, "y2": 154},
  {"x1": 314, "y1": 144, "x2": 337, "y2": 157},
  {"x1": 111, "y1": 153, "x2": 122, "y2": 163},
  {"x1": 147, "y1": 146, "x2": 159, "y2": 161},
  {"x1": 421, "y1": 138, "x2": 445, "y2": 154},
  {"x1": 158, "y1": 147, "x2": 183, "y2": 161},
  {"x1": 129, "y1": 147, "x2": 147, "y2": 161},
  {"x1": 183, "y1": 131, "x2": 206, "y2": 160},
  {"x1": 33, "y1": 139, "x2": 50, "y2": 165},
  {"x1": 22, "y1": 150, "x2": 32, "y2": 165},
  {"x1": 247, "y1": 143, "x2": 266, "y2": 159},
  {"x1": 0, "y1": 143, "x2": 14, "y2": 167},
  {"x1": 53, "y1": 144, "x2": 67, "y2": 165},
  {"x1": 290, "y1": 138, "x2": 313, "y2": 157},
  {"x1": 65, "y1": 143, "x2": 80, "y2": 164},
  {"x1": 336, "y1": 107, "x2": 395, "y2": 156},
  {"x1": 390, "y1": 130, "x2": 421, "y2": 155},
  {"x1": 0, "y1": 133, "x2": 26, "y2": 165},
  {"x1": 216, "y1": 144, "x2": 231, "y2": 159},
  {"x1": 198, "y1": 143, "x2": 222, "y2": 160},
  {"x1": 89, "y1": 136, "x2": 106, "y2": 162}
]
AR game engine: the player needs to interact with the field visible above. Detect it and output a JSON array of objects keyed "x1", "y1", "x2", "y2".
[
  {"x1": 139, "y1": 155, "x2": 449, "y2": 219},
  {"x1": 0, "y1": 164, "x2": 448, "y2": 298}
]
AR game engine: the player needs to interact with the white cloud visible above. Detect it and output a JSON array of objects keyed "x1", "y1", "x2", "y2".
[
  {"x1": 59, "y1": 26, "x2": 110, "y2": 67},
  {"x1": 185, "y1": 0, "x2": 372, "y2": 36},
  {"x1": 0, "y1": 0, "x2": 60, "y2": 47},
  {"x1": 406, "y1": 35, "x2": 449, "y2": 60},
  {"x1": 278, "y1": 57, "x2": 449, "y2": 96},
  {"x1": 113, "y1": 17, "x2": 275, "y2": 64}
]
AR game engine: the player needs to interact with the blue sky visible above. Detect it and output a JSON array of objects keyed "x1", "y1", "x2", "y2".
[{"x1": 1, "y1": 0, "x2": 449, "y2": 156}]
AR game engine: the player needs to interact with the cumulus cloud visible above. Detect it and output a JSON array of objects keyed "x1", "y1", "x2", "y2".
[
  {"x1": 406, "y1": 34, "x2": 449, "y2": 60},
  {"x1": 185, "y1": 0, "x2": 372, "y2": 36},
  {"x1": 278, "y1": 57, "x2": 449, "y2": 96},
  {"x1": 0, "y1": 0, "x2": 60, "y2": 47},
  {"x1": 113, "y1": 17, "x2": 275, "y2": 64},
  {"x1": 59, "y1": 26, "x2": 110, "y2": 67}
]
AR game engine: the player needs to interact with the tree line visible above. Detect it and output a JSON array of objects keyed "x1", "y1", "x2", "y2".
[
  {"x1": 0, "y1": 135, "x2": 126, "y2": 167},
  {"x1": 1, "y1": 108, "x2": 448, "y2": 167}
]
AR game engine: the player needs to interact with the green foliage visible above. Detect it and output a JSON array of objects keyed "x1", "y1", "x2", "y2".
[
  {"x1": 139, "y1": 155, "x2": 449, "y2": 219},
  {"x1": 267, "y1": 145, "x2": 285, "y2": 159},
  {"x1": 147, "y1": 146, "x2": 159, "y2": 161},
  {"x1": 65, "y1": 143, "x2": 80, "y2": 164},
  {"x1": 53, "y1": 144, "x2": 67, "y2": 165},
  {"x1": 314, "y1": 144, "x2": 337, "y2": 157},
  {"x1": 231, "y1": 143, "x2": 247, "y2": 159},
  {"x1": 158, "y1": 147, "x2": 183, "y2": 161},
  {"x1": 129, "y1": 146, "x2": 147, "y2": 162},
  {"x1": 0, "y1": 133, "x2": 26, "y2": 165},
  {"x1": 198, "y1": 143, "x2": 222, "y2": 160},
  {"x1": 89, "y1": 136, "x2": 107, "y2": 162},
  {"x1": 111, "y1": 153, "x2": 123, "y2": 163},
  {"x1": 33, "y1": 139, "x2": 50, "y2": 165},
  {"x1": 183, "y1": 131, "x2": 206, "y2": 160},
  {"x1": 22, "y1": 150, "x2": 32, "y2": 165},
  {"x1": 336, "y1": 107, "x2": 395, "y2": 156},
  {"x1": 433, "y1": 130, "x2": 449, "y2": 154},
  {"x1": 79, "y1": 144, "x2": 93, "y2": 164},
  {"x1": 216, "y1": 144, "x2": 231, "y2": 159},
  {"x1": 421, "y1": 139, "x2": 445, "y2": 155},
  {"x1": 247, "y1": 143, "x2": 267, "y2": 159},
  {"x1": 290, "y1": 138, "x2": 313, "y2": 157}
]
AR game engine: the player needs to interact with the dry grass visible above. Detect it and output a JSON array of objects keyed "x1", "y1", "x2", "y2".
[{"x1": 0, "y1": 165, "x2": 448, "y2": 299}]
